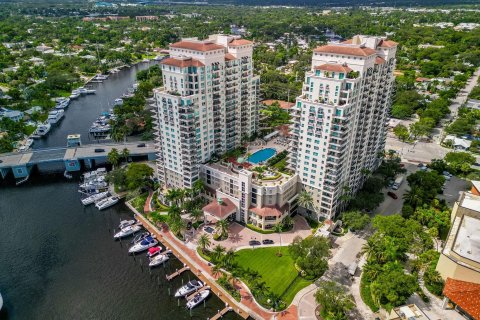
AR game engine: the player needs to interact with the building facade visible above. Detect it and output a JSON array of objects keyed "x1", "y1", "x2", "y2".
[
  {"x1": 153, "y1": 35, "x2": 259, "y2": 189},
  {"x1": 288, "y1": 35, "x2": 397, "y2": 218}
]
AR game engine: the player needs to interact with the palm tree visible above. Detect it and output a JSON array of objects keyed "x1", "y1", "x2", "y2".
[
  {"x1": 165, "y1": 188, "x2": 181, "y2": 206},
  {"x1": 298, "y1": 190, "x2": 315, "y2": 215},
  {"x1": 282, "y1": 215, "x2": 293, "y2": 229},
  {"x1": 107, "y1": 148, "x2": 120, "y2": 168},
  {"x1": 211, "y1": 264, "x2": 223, "y2": 279},
  {"x1": 212, "y1": 244, "x2": 226, "y2": 263},
  {"x1": 222, "y1": 249, "x2": 237, "y2": 269},
  {"x1": 169, "y1": 216, "x2": 187, "y2": 237},
  {"x1": 245, "y1": 269, "x2": 261, "y2": 285},
  {"x1": 121, "y1": 147, "x2": 130, "y2": 163},
  {"x1": 252, "y1": 281, "x2": 269, "y2": 299},
  {"x1": 216, "y1": 219, "x2": 229, "y2": 238},
  {"x1": 403, "y1": 186, "x2": 423, "y2": 209},
  {"x1": 360, "y1": 238, "x2": 378, "y2": 261},
  {"x1": 273, "y1": 223, "x2": 283, "y2": 256},
  {"x1": 192, "y1": 179, "x2": 205, "y2": 197},
  {"x1": 189, "y1": 208, "x2": 203, "y2": 223},
  {"x1": 198, "y1": 234, "x2": 211, "y2": 253},
  {"x1": 167, "y1": 204, "x2": 181, "y2": 219}
]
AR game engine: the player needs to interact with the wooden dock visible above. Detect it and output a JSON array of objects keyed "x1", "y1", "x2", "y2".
[
  {"x1": 186, "y1": 286, "x2": 210, "y2": 301},
  {"x1": 166, "y1": 265, "x2": 189, "y2": 281},
  {"x1": 209, "y1": 306, "x2": 233, "y2": 320}
]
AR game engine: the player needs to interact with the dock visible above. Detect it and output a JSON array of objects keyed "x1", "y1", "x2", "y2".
[
  {"x1": 166, "y1": 266, "x2": 189, "y2": 281},
  {"x1": 209, "y1": 306, "x2": 233, "y2": 320},
  {"x1": 186, "y1": 285, "x2": 210, "y2": 301}
]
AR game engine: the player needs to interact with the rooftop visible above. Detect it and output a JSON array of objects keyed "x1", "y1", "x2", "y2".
[
  {"x1": 313, "y1": 44, "x2": 377, "y2": 57},
  {"x1": 453, "y1": 214, "x2": 480, "y2": 264},
  {"x1": 170, "y1": 40, "x2": 224, "y2": 52},
  {"x1": 314, "y1": 63, "x2": 353, "y2": 73},
  {"x1": 161, "y1": 57, "x2": 205, "y2": 68},
  {"x1": 202, "y1": 198, "x2": 237, "y2": 220},
  {"x1": 443, "y1": 278, "x2": 480, "y2": 320}
]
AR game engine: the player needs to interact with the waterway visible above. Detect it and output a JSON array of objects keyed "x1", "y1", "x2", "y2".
[{"x1": 0, "y1": 65, "x2": 241, "y2": 320}]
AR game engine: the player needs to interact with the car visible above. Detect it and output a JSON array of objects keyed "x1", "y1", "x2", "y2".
[
  {"x1": 262, "y1": 239, "x2": 274, "y2": 245},
  {"x1": 387, "y1": 191, "x2": 398, "y2": 199},
  {"x1": 387, "y1": 180, "x2": 395, "y2": 188},
  {"x1": 137, "y1": 143, "x2": 146, "y2": 147},
  {"x1": 94, "y1": 148, "x2": 105, "y2": 153},
  {"x1": 249, "y1": 240, "x2": 261, "y2": 246},
  {"x1": 417, "y1": 163, "x2": 424, "y2": 168}
]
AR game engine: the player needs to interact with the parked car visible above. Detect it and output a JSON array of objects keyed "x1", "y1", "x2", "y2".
[
  {"x1": 94, "y1": 148, "x2": 105, "y2": 153},
  {"x1": 387, "y1": 191, "x2": 398, "y2": 199},
  {"x1": 137, "y1": 143, "x2": 146, "y2": 147},
  {"x1": 262, "y1": 239, "x2": 274, "y2": 245},
  {"x1": 249, "y1": 240, "x2": 261, "y2": 246}
]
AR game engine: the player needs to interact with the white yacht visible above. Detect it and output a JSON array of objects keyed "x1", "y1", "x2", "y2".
[
  {"x1": 55, "y1": 98, "x2": 70, "y2": 109},
  {"x1": 0, "y1": 292, "x2": 3, "y2": 311},
  {"x1": 81, "y1": 191, "x2": 109, "y2": 205},
  {"x1": 128, "y1": 236, "x2": 158, "y2": 253},
  {"x1": 47, "y1": 109, "x2": 64, "y2": 124},
  {"x1": 148, "y1": 254, "x2": 169, "y2": 268},
  {"x1": 119, "y1": 219, "x2": 136, "y2": 229},
  {"x1": 113, "y1": 225, "x2": 141, "y2": 239},
  {"x1": 33, "y1": 123, "x2": 51, "y2": 137},
  {"x1": 95, "y1": 74, "x2": 109, "y2": 80},
  {"x1": 175, "y1": 280, "x2": 204, "y2": 298},
  {"x1": 95, "y1": 196, "x2": 119, "y2": 210},
  {"x1": 114, "y1": 98, "x2": 123, "y2": 106},
  {"x1": 70, "y1": 90, "x2": 80, "y2": 99},
  {"x1": 186, "y1": 290, "x2": 210, "y2": 309}
]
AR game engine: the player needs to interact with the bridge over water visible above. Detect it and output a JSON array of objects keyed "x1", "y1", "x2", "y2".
[{"x1": 0, "y1": 142, "x2": 156, "y2": 182}]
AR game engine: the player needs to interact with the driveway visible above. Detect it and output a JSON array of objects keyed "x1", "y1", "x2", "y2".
[{"x1": 192, "y1": 215, "x2": 312, "y2": 251}]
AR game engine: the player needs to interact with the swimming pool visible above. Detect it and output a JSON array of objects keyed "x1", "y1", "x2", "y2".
[{"x1": 248, "y1": 148, "x2": 276, "y2": 164}]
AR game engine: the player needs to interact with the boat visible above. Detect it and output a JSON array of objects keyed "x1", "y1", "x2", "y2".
[
  {"x1": 95, "y1": 74, "x2": 109, "y2": 80},
  {"x1": 147, "y1": 246, "x2": 162, "y2": 258},
  {"x1": 70, "y1": 90, "x2": 80, "y2": 99},
  {"x1": 95, "y1": 196, "x2": 119, "y2": 210},
  {"x1": 119, "y1": 219, "x2": 136, "y2": 229},
  {"x1": 113, "y1": 225, "x2": 141, "y2": 239},
  {"x1": 47, "y1": 109, "x2": 65, "y2": 124},
  {"x1": 0, "y1": 291, "x2": 3, "y2": 311},
  {"x1": 114, "y1": 98, "x2": 123, "y2": 106},
  {"x1": 79, "y1": 177, "x2": 108, "y2": 193},
  {"x1": 81, "y1": 191, "x2": 109, "y2": 205},
  {"x1": 131, "y1": 231, "x2": 150, "y2": 244},
  {"x1": 82, "y1": 168, "x2": 106, "y2": 180},
  {"x1": 55, "y1": 98, "x2": 70, "y2": 109},
  {"x1": 186, "y1": 290, "x2": 210, "y2": 309},
  {"x1": 175, "y1": 280, "x2": 204, "y2": 298},
  {"x1": 148, "y1": 253, "x2": 169, "y2": 268},
  {"x1": 64, "y1": 170, "x2": 73, "y2": 179},
  {"x1": 33, "y1": 123, "x2": 51, "y2": 137},
  {"x1": 128, "y1": 236, "x2": 158, "y2": 253}
]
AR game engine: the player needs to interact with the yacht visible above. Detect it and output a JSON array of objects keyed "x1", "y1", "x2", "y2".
[
  {"x1": 95, "y1": 196, "x2": 119, "y2": 210},
  {"x1": 113, "y1": 225, "x2": 141, "y2": 239},
  {"x1": 70, "y1": 90, "x2": 80, "y2": 99},
  {"x1": 82, "y1": 168, "x2": 106, "y2": 181},
  {"x1": 128, "y1": 236, "x2": 158, "y2": 253},
  {"x1": 114, "y1": 98, "x2": 123, "y2": 106},
  {"x1": 81, "y1": 191, "x2": 109, "y2": 205},
  {"x1": 186, "y1": 290, "x2": 210, "y2": 309},
  {"x1": 79, "y1": 177, "x2": 107, "y2": 193},
  {"x1": 147, "y1": 246, "x2": 162, "y2": 258},
  {"x1": 95, "y1": 74, "x2": 109, "y2": 80},
  {"x1": 33, "y1": 123, "x2": 51, "y2": 137},
  {"x1": 175, "y1": 280, "x2": 204, "y2": 298},
  {"x1": 55, "y1": 98, "x2": 70, "y2": 109},
  {"x1": 119, "y1": 219, "x2": 136, "y2": 229},
  {"x1": 131, "y1": 232, "x2": 150, "y2": 244},
  {"x1": 47, "y1": 109, "x2": 65, "y2": 124},
  {"x1": 0, "y1": 292, "x2": 3, "y2": 311},
  {"x1": 148, "y1": 254, "x2": 169, "y2": 268}
]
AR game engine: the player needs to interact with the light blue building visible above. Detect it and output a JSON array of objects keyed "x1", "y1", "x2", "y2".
[{"x1": 0, "y1": 107, "x2": 24, "y2": 122}]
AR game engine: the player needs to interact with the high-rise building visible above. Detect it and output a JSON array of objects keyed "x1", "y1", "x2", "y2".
[
  {"x1": 289, "y1": 35, "x2": 397, "y2": 219},
  {"x1": 153, "y1": 35, "x2": 259, "y2": 189}
]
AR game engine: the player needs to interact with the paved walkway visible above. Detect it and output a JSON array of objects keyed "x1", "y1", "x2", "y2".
[{"x1": 143, "y1": 190, "x2": 153, "y2": 213}]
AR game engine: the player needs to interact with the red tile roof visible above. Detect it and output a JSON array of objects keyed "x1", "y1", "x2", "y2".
[
  {"x1": 203, "y1": 198, "x2": 237, "y2": 220},
  {"x1": 262, "y1": 99, "x2": 294, "y2": 110},
  {"x1": 443, "y1": 278, "x2": 480, "y2": 320},
  {"x1": 229, "y1": 39, "x2": 253, "y2": 46},
  {"x1": 161, "y1": 57, "x2": 204, "y2": 68},
  {"x1": 224, "y1": 53, "x2": 236, "y2": 61},
  {"x1": 170, "y1": 40, "x2": 224, "y2": 52},
  {"x1": 249, "y1": 205, "x2": 286, "y2": 218},
  {"x1": 314, "y1": 45, "x2": 377, "y2": 57},
  {"x1": 314, "y1": 63, "x2": 353, "y2": 73},
  {"x1": 378, "y1": 39, "x2": 398, "y2": 48},
  {"x1": 375, "y1": 56, "x2": 386, "y2": 64}
]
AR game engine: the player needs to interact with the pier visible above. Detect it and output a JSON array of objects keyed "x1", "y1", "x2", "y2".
[
  {"x1": 209, "y1": 306, "x2": 233, "y2": 320},
  {"x1": 166, "y1": 266, "x2": 190, "y2": 281}
]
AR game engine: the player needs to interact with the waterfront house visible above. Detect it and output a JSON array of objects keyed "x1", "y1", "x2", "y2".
[{"x1": 0, "y1": 108, "x2": 24, "y2": 122}]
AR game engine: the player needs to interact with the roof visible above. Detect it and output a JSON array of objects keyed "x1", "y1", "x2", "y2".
[
  {"x1": 314, "y1": 45, "x2": 377, "y2": 57},
  {"x1": 314, "y1": 63, "x2": 353, "y2": 73},
  {"x1": 202, "y1": 198, "x2": 237, "y2": 220},
  {"x1": 228, "y1": 39, "x2": 253, "y2": 46},
  {"x1": 262, "y1": 99, "x2": 295, "y2": 110},
  {"x1": 224, "y1": 53, "x2": 236, "y2": 61},
  {"x1": 443, "y1": 278, "x2": 480, "y2": 319},
  {"x1": 161, "y1": 57, "x2": 204, "y2": 68},
  {"x1": 170, "y1": 40, "x2": 224, "y2": 52},
  {"x1": 378, "y1": 39, "x2": 398, "y2": 47},
  {"x1": 375, "y1": 56, "x2": 386, "y2": 64},
  {"x1": 249, "y1": 205, "x2": 286, "y2": 218}
]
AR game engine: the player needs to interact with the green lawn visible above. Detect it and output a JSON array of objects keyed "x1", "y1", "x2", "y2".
[{"x1": 235, "y1": 246, "x2": 311, "y2": 305}]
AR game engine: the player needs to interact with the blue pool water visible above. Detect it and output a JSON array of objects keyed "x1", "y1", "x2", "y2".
[{"x1": 248, "y1": 148, "x2": 276, "y2": 164}]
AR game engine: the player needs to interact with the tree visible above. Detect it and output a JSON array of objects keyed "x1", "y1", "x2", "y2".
[
  {"x1": 198, "y1": 234, "x2": 211, "y2": 253},
  {"x1": 168, "y1": 215, "x2": 187, "y2": 237},
  {"x1": 393, "y1": 124, "x2": 410, "y2": 142},
  {"x1": 124, "y1": 163, "x2": 154, "y2": 190},
  {"x1": 121, "y1": 147, "x2": 130, "y2": 163},
  {"x1": 192, "y1": 179, "x2": 205, "y2": 197},
  {"x1": 273, "y1": 223, "x2": 283, "y2": 255},
  {"x1": 444, "y1": 151, "x2": 475, "y2": 174},
  {"x1": 107, "y1": 148, "x2": 120, "y2": 168},
  {"x1": 315, "y1": 281, "x2": 354, "y2": 320},
  {"x1": 189, "y1": 208, "x2": 203, "y2": 223},
  {"x1": 216, "y1": 219, "x2": 229, "y2": 238},
  {"x1": 288, "y1": 236, "x2": 330, "y2": 280},
  {"x1": 211, "y1": 264, "x2": 223, "y2": 278},
  {"x1": 222, "y1": 249, "x2": 237, "y2": 269},
  {"x1": 427, "y1": 159, "x2": 448, "y2": 174},
  {"x1": 211, "y1": 244, "x2": 226, "y2": 263},
  {"x1": 341, "y1": 211, "x2": 371, "y2": 231},
  {"x1": 298, "y1": 190, "x2": 315, "y2": 216}
]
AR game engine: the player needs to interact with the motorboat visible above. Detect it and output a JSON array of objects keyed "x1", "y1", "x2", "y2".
[
  {"x1": 114, "y1": 98, "x2": 123, "y2": 106},
  {"x1": 95, "y1": 74, "x2": 109, "y2": 80},
  {"x1": 0, "y1": 291, "x2": 3, "y2": 311},
  {"x1": 82, "y1": 168, "x2": 106, "y2": 180},
  {"x1": 186, "y1": 290, "x2": 210, "y2": 309},
  {"x1": 47, "y1": 109, "x2": 64, "y2": 124},
  {"x1": 148, "y1": 254, "x2": 169, "y2": 268},
  {"x1": 119, "y1": 219, "x2": 136, "y2": 229},
  {"x1": 128, "y1": 236, "x2": 158, "y2": 253},
  {"x1": 81, "y1": 191, "x2": 109, "y2": 205},
  {"x1": 33, "y1": 123, "x2": 51, "y2": 137},
  {"x1": 131, "y1": 231, "x2": 150, "y2": 244},
  {"x1": 147, "y1": 246, "x2": 162, "y2": 258},
  {"x1": 175, "y1": 280, "x2": 204, "y2": 298},
  {"x1": 113, "y1": 225, "x2": 141, "y2": 239},
  {"x1": 95, "y1": 196, "x2": 119, "y2": 210},
  {"x1": 70, "y1": 90, "x2": 81, "y2": 99},
  {"x1": 55, "y1": 98, "x2": 70, "y2": 109},
  {"x1": 79, "y1": 180, "x2": 108, "y2": 193}
]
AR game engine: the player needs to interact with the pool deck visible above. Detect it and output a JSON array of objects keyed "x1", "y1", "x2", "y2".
[{"x1": 247, "y1": 138, "x2": 288, "y2": 161}]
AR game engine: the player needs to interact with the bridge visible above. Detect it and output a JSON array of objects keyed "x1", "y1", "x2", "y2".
[{"x1": 0, "y1": 142, "x2": 156, "y2": 181}]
